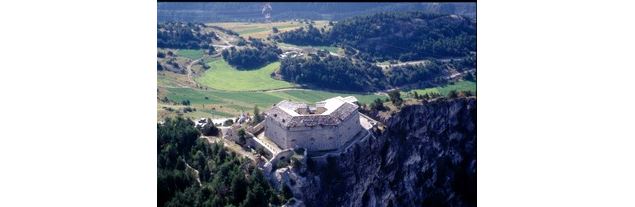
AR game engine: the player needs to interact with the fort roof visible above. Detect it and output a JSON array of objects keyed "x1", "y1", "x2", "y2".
[{"x1": 264, "y1": 96, "x2": 359, "y2": 128}]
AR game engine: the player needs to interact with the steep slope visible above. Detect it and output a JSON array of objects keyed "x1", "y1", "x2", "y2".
[{"x1": 290, "y1": 97, "x2": 476, "y2": 206}]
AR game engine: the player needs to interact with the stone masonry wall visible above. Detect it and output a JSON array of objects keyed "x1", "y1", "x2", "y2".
[{"x1": 264, "y1": 112, "x2": 363, "y2": 152}]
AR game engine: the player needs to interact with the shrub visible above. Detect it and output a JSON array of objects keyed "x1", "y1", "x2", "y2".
[
  {"x1": 223, "y1": 119, "x2": 234, "y2": 126},
  {"x1": 201, "y1": 121, "x2": 219, "y2": 136},
  {"x1": 370, "y1": 98, "x2": 386, "y2": 111},
  {"x1": 388, "y1": 89, "x2": 403, "y2": 106},
  {"x1": 448, "y1": 90, "x2": 459, "y2": 98},
  {"x1": 238, "y1": 129, "x2": 247, "y2": 145}
]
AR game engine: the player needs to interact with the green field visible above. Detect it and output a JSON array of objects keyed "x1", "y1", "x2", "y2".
[
  {"x1": 177, "y1": 49, "x2": 205, "y2": 60},
  {"x1": 195, "y1": 59, "x2": 295, "y2": 91},
  {"x1": 163, "y1": 87, "x2": 386, "y2": 118},
  {"x1": 278, "y1": 43, "x2": 341, "y2": 54},
  {"x1": 407, "y1": 81, "x2": 477, "y2": 97}
]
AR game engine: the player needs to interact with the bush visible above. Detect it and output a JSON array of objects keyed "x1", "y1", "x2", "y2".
[
  {"x1": 370, "y1": 98, "x2": 386, "y2": 111},
  {"x1": 238, "y1": 129, "x2": 247, "y2": 145},
  {"x1": 222, "y1": 42, "x2": 281, "y2": 70},
  {"x1": 388, "y1": 89, "x2": 403, "y2": 106},
  {"x1": 223, "y1": 119, "x2": 234, "y2": 126},
  {"x1": 182, "y1": 107, "x2": 195, "y2": 113},
  {"x1": 201, "y1": 121, "x2": 219, "y2": 136},
  {"x1": 448, "y1": 90, "x2": 459, "y2": 98}
]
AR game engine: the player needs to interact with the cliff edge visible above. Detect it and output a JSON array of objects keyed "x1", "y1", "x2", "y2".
[{"x1": 285, "y1": 97, "x2": 477, "y2": 207}]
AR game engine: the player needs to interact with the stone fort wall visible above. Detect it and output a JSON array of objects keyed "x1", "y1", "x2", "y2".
[{"x1": 264, "y1": 113, "x2": 361, "y2": 152}]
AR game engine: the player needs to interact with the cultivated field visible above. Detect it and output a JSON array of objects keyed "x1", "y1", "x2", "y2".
[
  {"x1": 176, "y1": 49, "x2": 205, "y2": 60},
  {"x1": 195, "y1": 59, "x2": 294, "y2": 91},
  {"x1": 207, "y1": 20, "x2": 330, "y2": 39},
  {"x1": 158, "y1": 87, "x2": 386, "y2": 120},
  {"x1": 406, "y1": 80, "x2": 476, "y2": 96},
  {"x1": 277, "y1": 42, "x2": 343, "y2": 55}
]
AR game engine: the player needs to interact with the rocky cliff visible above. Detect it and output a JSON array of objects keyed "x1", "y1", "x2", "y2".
[{"x1": 286, "y1": 97, "x2": 476, "y2": 207}]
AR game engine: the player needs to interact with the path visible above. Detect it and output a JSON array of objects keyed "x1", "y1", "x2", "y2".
[
  {"x1": 185, "y1": 58, "x2": 201, "y2": 85},
  {"x1": 200, "y1": 136, "x2": 258, "y2": 162},
  {"x1": 182, "y1": 28, "x2": 237, "y2": 85},
  {"x1": 184, "y1": 161, "x2": 202, "y2": 187},
  {"x1": 376, "y1": 60, "x2": 430, "y2": 69},
  {"x1": 447, "y1": 69, "x2": 476, "y2": 80}
]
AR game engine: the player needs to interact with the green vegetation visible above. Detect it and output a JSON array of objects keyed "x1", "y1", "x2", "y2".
[
  {"x1": 221, "y1": 38, "x2": 282, "y2": 69},
  {"x1": 195, "y1": 59, "x2": 294, "y2": 91},
  {"x1": 162, "y1": 87, "x2": 386, "y2": 118},
  {"x1": 237, "y1": 27, "x2": 270, "y2": 35},
  {"x1": 280, "y1": 55, "x2": 387, "y2": 91},
  {"x1": 274, "y1": 89, "x2": 384, "y2": 104},
  {"x1": 370, "y1": 98, "x2": 386, "y2": 111},
  {"x1": 164, "y1": 88, "x2": 224, "y2": 104},
  {"x1": 177, "y1": 49, "x2": 205, "y2": 60},
  {"x1": 276, "y1": 11, "x2": 476, "y2": 61},
  {"x1": 164, "y1": 88, "x2": 384, "y2": 107},
  {"x1": 388, "y1": 89, "x2": 403, "y2": 107},
  {"x1": 208, "y1": 21, "x2": 313, "y2": 39},
  {"x1": 278, "y1": 43, "x2": 341, "y2": 54},
  {"x1": 407, "y1": 80, "x2": 476, "y2": 97},
  {"x1": 158, "y1": 22, "x2": 218, "y2": 49},
  {"x1": 158, "y1": 117, "x2": 283, "y2": 206}
]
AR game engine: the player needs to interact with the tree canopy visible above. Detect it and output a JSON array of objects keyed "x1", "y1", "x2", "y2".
[
  {"x1": 158, "y1": 22, "x2": 219, "y2": 49},
  {"x1": 221, "y1": 38, "x2": 282, "y2": 70},
  {"x1": 275, "y1": 11, "x2": 476, "y2": 62},
  {"x1": 158, "y1": 117, "x2": 283, "y2": 207}
]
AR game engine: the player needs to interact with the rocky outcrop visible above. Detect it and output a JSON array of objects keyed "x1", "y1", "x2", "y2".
[{"x1": 285, "y1": 97, "x2": 476, "y2": 207}]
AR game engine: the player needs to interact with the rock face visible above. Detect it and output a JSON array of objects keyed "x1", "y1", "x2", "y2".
[{"x1": 289, "y1": 97, "x2": 476, "y2": 207}]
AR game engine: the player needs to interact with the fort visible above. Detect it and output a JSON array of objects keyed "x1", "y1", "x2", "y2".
[
  {"x1": 263, "y1": 96, "x2": 366, "y2": 153},
  {"x1": 221, "y1": 96, "x2": 379, "y2": 170}
]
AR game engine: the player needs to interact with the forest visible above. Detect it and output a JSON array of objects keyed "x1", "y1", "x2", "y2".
[
  {"x1": 158, "y1": 22, "x2": 219, "y2": 49},
  {"x1": 157, "y1": 117, "x2": 287, "y2": 207},
  {"x1": 221, "y1": 38, "x2": 282, "y2": 70},
  {"x1": 386, "y1": 61, "x2": 446, "y2": 88},
  {"x1": 276, "y1": 11, "x2": 476, "y2": 62},
  {"x1": 279, "y1": 54, "x2": 387, "y2": 91},
  {"x1": 273, "y1": 24, "x2": 330, "y2": 46},
  {"x1": 279, "y1": 54, "x2": 457, "y2": 91}
]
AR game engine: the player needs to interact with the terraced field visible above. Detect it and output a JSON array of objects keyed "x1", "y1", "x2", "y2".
[{"x1": 195, "y1": 59, "x2": 294, "y2": 91}]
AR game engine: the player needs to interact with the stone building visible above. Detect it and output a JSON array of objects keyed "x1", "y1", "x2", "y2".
[{"x1": 263, "y1": 96, "x2": 363, "y2": 152}]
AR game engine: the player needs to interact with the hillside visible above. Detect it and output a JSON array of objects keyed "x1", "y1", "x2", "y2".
[
  {"x1": 276, "y1": 11, "x2": 476, "y2": 62},
  {"x1": 158, "y1": 22, "x2": 219, "y2": 50},
  {"x1": 158, "y1": 3, "x2": 476, "y2": 23}
]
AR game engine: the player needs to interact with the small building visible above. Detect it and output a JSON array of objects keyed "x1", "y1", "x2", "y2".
[{"x1": 263, "y1": 96, "x2": 362, "y2": 152}]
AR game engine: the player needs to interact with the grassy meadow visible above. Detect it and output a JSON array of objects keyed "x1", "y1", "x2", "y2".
[
  {"x1": 159, "y1": 87, "x2": 386, "y2": 120},
  {"x1": 207, "y1": 20, "x2": 330, "y2": 39},
  {"x1": 195, "y1": 59, "x2": 294, "y2": 91},
  {"x1": 406, "y1": 80, "x2": 477, "y2": 97},
  {"x1": 176, "y1": 49, "x2": 205, "y2": 60},
  {"x1": 278, "y1": 42, "x2": 342, "y2": 54}
]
